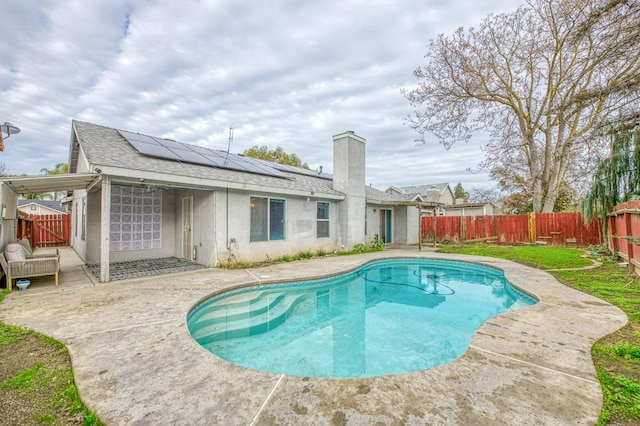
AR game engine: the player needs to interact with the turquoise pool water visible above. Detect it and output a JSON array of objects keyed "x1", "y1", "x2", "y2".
[{"x1": 187, "y1": 258, "x2": 537, "y2": 378}]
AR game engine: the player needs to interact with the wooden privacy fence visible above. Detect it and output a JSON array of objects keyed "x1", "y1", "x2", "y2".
[
  {"x1": 608, "y1": 201, "x2": 640, "y2": 275},
  {"x1": 17, "y1": 213, "x2": 71, "y2": 248},
  {"x1": 422, "y1": 212, "x2": 603, "y2": 247}
]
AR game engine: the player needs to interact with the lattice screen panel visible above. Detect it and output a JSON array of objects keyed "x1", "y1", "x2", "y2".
[{"x1": 110, "y1": 185, "x2": 162, "y2": 251}]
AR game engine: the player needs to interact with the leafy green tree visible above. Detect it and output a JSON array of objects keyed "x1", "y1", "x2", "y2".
[
  {"x1": 404, "y1": 0, "x2": 640, "y2": 213},
  {"x1": 40, "y1": 162, "x2": 69, "y2": 200},
  {"x1": 502, "y1": 192, "x2": 533, "y2": 215},
  {"x1": 243, "y1": 146, "x2": 310, "y2": 169},
  {"x1": 40, "y1": 163, "x2": 68, "y2": 175},
  {"x1": 453, "y1": 182, "x2": 469, "y2": 201},
  {"x1": 22, "y1": 192, "x2": 53, "y2": 200}
]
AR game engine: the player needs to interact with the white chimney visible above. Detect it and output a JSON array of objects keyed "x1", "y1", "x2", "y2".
[{"x1": 333, "y1": 131, "x2": 366, "y2": 249}]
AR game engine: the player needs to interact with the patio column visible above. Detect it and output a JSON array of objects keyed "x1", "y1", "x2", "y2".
[
  {"x1": 0, "y1": 182, "x2": 19, "y2": 249},
  {"x1": 100, "y1": 176, "x2": 111, "y2": 283}
]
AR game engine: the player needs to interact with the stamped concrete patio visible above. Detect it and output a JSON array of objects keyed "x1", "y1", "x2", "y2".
[{"x1": 0, "y1": 247, "x2": 627, "y2": 425}]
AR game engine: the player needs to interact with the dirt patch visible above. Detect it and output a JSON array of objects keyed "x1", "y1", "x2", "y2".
[{"x1": 0, "y1": 332, "x2": 85, "y2": 425}]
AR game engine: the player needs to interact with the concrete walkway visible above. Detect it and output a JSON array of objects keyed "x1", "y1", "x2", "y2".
[{"x1": 0, "y1": 247, "x2": 627, "y2": 425}]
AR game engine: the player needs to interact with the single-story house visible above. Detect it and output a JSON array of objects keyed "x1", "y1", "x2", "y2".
[
  {"x1": 386, "y1": 184, "x2": 497, "y2": 217},
  {"x1": 385, "y1": 183, "x2": 455, "y2": 209},
  {"x1": 18, "y1": 199, "x2": 67, "y2": 216},
  {"x1": 0, "y1": 121, "x2": 439, "y2": 282}
]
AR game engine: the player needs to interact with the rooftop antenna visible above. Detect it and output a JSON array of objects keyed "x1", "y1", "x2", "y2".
[
  {"x1": 224, "y1": 126, "x2": 234, "y2": 167},
  {"x1": 1, "y1": 122, "x2": 20, "y2": 138}
]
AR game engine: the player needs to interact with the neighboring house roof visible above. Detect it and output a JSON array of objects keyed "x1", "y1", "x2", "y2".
[
  {"x1": 71, "y1": 121, "x2": 343, "y2": 198},
  {"x1": 387, "y1": 183, "x2": 451, "y2": 196},
  {"x1": 366, "y1": 185, "x2": 426, "y2": 205},
  {"x1": 444, "y1": 202, "x2": 494, "y2": 209},
  {"x1": 18, "y1": 199, "x2": 66, "y2": 213}
]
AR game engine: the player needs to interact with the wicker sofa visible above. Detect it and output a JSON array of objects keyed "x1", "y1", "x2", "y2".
[{"x1": 0, "y1": 243, "x2": 60, "y2": 292}]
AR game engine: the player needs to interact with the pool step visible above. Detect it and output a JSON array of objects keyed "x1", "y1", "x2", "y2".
[
  {"x1": 189, "y1": 278, "x2": 342, "y2": 326},
  {"x1": 191, "y1": 293, "x2": 309, "y2": 344},
  {"x1": 189, "y1": 291, "x2": 290, "y2": 326}
]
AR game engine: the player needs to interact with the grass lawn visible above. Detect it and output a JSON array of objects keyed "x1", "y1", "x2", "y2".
[
  {"x1": 438, "y1": 244, "x2": 640, "y2": 426},
  {"x1": 0, "y1": 290, "x2": 102, "y2": 425}
]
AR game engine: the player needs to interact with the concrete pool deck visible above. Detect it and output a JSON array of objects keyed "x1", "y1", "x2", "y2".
[{"x1": 0, "y1": 247, "x2": 627, "y2": 425}]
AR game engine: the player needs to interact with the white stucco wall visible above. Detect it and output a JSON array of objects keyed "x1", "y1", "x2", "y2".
[
  {"x1": 69, "y1": 147, "x2": 91, "y2": 260},
  {"x1": 174, "y1": 189, "x2": 216, "y2": 266},
  {"x1": 365, "y1": 205, "x2": 380, "y2": 242},
  {"x1": 215, "y1": 190, "x2": 339, "y2": 265},
  {"x1": 365, "y1": 204, "x2": 421, "y2": 245},
  {"x1": 70, "y1": 190, "x2": 88, "y2": 260},
  {"x1": 440, "y1": 187, "x2": 455, "y2": 205}
]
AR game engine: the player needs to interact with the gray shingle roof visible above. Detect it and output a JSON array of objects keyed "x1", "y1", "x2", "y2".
[
  {"x1": 392, "y1": 183, "x2": 451, "y2": 196},
  {"x1": 18, "y1": 199, "x2": 66, "y2": 212},
  {"x1": 366, "y1": 185, "x2": 423, "y2": 204},
  {"x1": 72, "y1": 120, "x2": 343, "y2": 197}
]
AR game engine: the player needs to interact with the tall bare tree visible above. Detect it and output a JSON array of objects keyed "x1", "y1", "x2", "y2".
[{"x1": 404, "y1": 0, "x2": 640, "y2": 212}]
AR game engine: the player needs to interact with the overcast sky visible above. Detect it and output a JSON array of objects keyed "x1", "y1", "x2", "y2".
[{"x1": 1, "y1": 0, "x2": 518, "y2": 191}]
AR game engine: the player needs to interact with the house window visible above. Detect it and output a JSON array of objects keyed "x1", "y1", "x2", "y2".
[
  {"x1": 317, "y1": 202, "x2": 329, "y2": 238},
  {"x1": 250, "y1": 197, "x2": 286, "y2": 241},
  {"x1": 109, "y1": 185, "x2": 162, "y2": 251}
]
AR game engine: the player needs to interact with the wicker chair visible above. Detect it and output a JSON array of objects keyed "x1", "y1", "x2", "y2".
[{"x1": 0, "y1": 248, "x2": 60, "y2": 292}]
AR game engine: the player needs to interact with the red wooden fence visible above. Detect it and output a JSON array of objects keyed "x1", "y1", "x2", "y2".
[
  {"x1": 608, "y1": 200, "x2": 640, "y2": 275},
  {"x1": 497, "y1": 214, "x2": 531, "y2": 244},
  {"x1": 17, "y1": 213, "x2": 71, "y2": 248},
  {"x1": 422, "y1": 212, "x2": 603, "y2": 247}
]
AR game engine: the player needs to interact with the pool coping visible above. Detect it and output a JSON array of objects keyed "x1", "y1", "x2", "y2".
[{"x1": 0, "y1": 247, "x2": 628, "y2": 425}]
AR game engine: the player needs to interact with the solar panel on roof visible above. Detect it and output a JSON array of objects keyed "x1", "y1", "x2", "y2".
[
  {"x1": 200, "y1": 154, "x2": 227, "y2": 168},
  {"x1": 118, "y1": 130, "x2": 292, "y2": 179},
  {"x1": 120, "y1": 131, "x2": 158, "y2": 145},
  {"x1": 125, "y1": 138, "x2": 178, "y2": 160},
  {"x1": 240, "y1": 155, "x2": 332, "y2": 180},
  {"x1": 170, "y1": 149, "x2": 216, "y2": 166}
]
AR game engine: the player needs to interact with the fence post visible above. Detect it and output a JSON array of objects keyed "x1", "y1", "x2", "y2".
[
  {"x1": 432, "y1": 210, "x2": 437, "y2": 248},
  {"x1": 461, "y1": 214, "x2": 467, "y2": 244},
  {"x1": 493, "y1": 214, "x2": 498, "y2": 241},
  {"x1": 528, "y1": 212, "x2": 536, "y2": 243},
  {"x1": 608, "y1": 215, "x2": 618, "y2": 254},
  {"x1": 625, "y1": 211, "x2": 635, "y2": 274}
]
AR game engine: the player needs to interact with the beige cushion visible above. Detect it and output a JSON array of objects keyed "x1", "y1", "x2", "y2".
[
  {"x1": 17, "y1": 238, "x2": 33, "y2": 256},
  {"x1": 5, "y1": 243, "x2": 26, "y2": 262}
]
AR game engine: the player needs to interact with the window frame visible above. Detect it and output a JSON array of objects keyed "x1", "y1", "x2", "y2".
[
  {"x1": 250, "y1": 196, "x2": 286, "y2": 242},
  {"x1": 316, "y1": 201, "x2": 330, "y2": 238}
]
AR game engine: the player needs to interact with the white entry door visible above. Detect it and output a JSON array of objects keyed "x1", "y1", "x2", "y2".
[{"x1": 182, "y1": 196, "x2": 193, "y2": 260}]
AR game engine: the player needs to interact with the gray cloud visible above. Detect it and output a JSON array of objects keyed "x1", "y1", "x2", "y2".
[{"x1": 1, "y1": 0, "x2": 516, "y2": 189}]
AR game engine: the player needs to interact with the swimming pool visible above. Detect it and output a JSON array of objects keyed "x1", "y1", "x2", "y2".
[{"x1": 187, "y1": 258, "x2": 537, "y2": 378}]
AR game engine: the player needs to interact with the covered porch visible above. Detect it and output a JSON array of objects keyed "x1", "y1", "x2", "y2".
[
  {"x1": 0, "y1": 173, "x2": 213, "y2": 283},
  {"x1": 2, "y1": 246, "x2": 208, "y2": 292}
]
